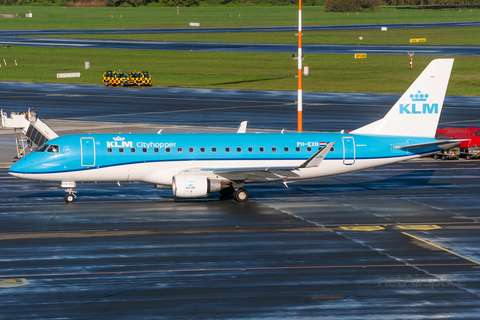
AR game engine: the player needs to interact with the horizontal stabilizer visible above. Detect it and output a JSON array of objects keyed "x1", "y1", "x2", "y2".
[{"x1": 394, "y1": 139, "x2": 465, "y2": 150}]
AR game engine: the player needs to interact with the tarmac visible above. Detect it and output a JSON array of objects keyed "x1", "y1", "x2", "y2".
[{"x1": 1, "y1": 84, "x2": 480, "y2": 319}]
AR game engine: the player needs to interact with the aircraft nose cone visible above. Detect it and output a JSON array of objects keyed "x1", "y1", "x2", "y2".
[{"x1": 8, "y1": 156, "x2": 30, "y2": 177}]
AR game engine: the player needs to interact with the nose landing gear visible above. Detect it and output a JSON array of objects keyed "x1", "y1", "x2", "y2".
[{"x1": 64, "y1": 187, "x2": 77, "y2": 203}]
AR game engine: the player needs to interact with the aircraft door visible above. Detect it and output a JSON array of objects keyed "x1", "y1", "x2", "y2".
[
  {"x1": 342, "y1": 137, "x2": 355, "y2": 165},
  {"x1": 81, "y1": 137, "x2": 95, "y2": 167}
]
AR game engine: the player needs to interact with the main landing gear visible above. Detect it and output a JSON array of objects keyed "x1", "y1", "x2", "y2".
[
  {"x1": 219, "y1": 186, "x2": 249, "y2": 202},
  {"x1": 65, "y1": 188, "x2": 77, "y2": 204},
  {"x1": 234, "y1": 188, "x2": 249, "y2": 202}
]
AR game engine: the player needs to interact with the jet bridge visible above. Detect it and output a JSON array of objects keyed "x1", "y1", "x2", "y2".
[{"x1": 1, "y1": 109, "x2": 58, "y2": 160}]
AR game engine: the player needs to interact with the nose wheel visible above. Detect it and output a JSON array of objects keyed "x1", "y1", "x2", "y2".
[
  {"x1": 234, "y1": 188, "x2": 249, "y2": 202},
  {"x1": 64, "y1": 188, "x2": 76, "y2": 203}
]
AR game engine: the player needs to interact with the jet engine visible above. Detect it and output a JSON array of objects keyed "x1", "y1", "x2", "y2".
[{"x1": 172, "y1": 173, "x2": 222, "y2": 198}]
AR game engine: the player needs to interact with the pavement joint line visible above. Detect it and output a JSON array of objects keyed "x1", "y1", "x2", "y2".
[
  {"x1": 0, "y1": 263, "x2": 475, "y2": 279},
  {"x1": 402, "y1": 232, "x2": 480, "y2": 266}
]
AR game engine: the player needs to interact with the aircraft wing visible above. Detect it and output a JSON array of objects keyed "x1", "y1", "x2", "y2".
[{"x1": 189, "y1": 142, "x2": 336, "y2": 182}]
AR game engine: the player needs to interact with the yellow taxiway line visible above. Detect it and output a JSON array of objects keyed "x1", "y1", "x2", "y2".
[{"x1": 402, "y1": 232, "x2": 480, "y2": 266}]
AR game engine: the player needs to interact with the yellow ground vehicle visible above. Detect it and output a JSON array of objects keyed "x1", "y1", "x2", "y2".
[
  {"x1": 102, "y1": 70, "x2": 114, "y2": 85},
  {"x1": 103, "y1": 72, "x2": 132, "y2": 87},
  {"x1": 129, "y1": 71, "x2": 152, "y2": 86}
]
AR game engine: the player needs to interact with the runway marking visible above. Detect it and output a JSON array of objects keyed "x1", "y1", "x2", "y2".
[
  {"x1": 80, "y1": 230, "x2": 107, "y2": 232},
  {"x1": 396, "y1": 225, "x2": 441, "y2": 231},
  {"x1": 403, "y1": 232, "x2": 480, "y2": 266},
  {"x1": 340, "y1": 226, "x2": 385, "y2": 231},
  {"x1": 0, "y1": 278, "x2": 30, "y2": 288},
  {"x1": 0, "y1": 263, "x2": 474, "y2": 280}
]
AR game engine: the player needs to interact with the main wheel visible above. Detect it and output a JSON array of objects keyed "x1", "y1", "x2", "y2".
[
  {"x1": 234, "y1": 188, "x2": 249, "y2": 202},
  {"x1": 104, "y1": 81, "x2": 109, "y2": 86},
  {"x1": 219, "y1": 186, "x2": 234, "y2": 198},
  {"x1": 137, "y1": 82, "x2": 141, "y2": 86},
  {"x1": 65, "y1": 194, "x2": 75, "y2": 203},
  {"x1": 120, "y1": 82, "x2": 125, "y2": 87}
]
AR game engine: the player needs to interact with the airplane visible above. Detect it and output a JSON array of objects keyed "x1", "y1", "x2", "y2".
[{"x1": 9, "y1": 59, "x2": 460, "y2": 203}]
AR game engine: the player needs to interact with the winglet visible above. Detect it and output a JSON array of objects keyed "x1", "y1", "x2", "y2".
[
  {"x1": 298, "y1": 142, "x2": 335, "y2": 169},
  {"x1": 236, "y1": 121, "x2": 248, "y2": 133}
]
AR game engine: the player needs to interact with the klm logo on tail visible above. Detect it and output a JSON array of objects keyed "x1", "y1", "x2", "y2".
[{"x1": 400, "y1": 91, "x2": 438, "y2": 115}]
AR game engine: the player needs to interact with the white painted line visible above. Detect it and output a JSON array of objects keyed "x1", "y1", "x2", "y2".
[{"x1": 0, "y1": 41, "x2": 92, "y2": 47}]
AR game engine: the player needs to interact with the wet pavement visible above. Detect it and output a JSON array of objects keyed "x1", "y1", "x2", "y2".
[
  {"x1": 2, "y1": 36, "x2": 480, "y2": 55},
  {"x1": 1, "y1": 160, "x2": 480, "y2": 319},
  {"x1": 2, "y1": 82, "x2": 480, "y2": 132},
  {"x1": 1, "y1": 83, "x2": 480, "y2": 319},
  {"x1": 3, "y1": 21, "x2": 480, "y2": 36}
]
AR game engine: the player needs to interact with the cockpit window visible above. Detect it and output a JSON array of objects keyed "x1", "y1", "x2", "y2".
[
  {"x1": 47, "y1": 145, "x2": 59, "y2": 154},
  {"x1": 36, "y1": 144, "x2": 50, "y2": 152}
]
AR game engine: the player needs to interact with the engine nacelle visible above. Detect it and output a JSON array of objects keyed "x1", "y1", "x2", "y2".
[{"x1": 172, "y1": 173, "x2": 222, "y2": 198}]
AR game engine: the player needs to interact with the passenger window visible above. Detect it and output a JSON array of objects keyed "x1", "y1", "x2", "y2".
[
  {"x1": 166, "y1": 148, "x2": 170, "y2": 153},
  {"x1": 107, "y1": 148, "x2": 112, "y2": 153},
  {"x1": 295, "y1": 147, "x2": 300, "y2": 152},
  {"x1": 143, "y1": 148, "x2": 147, "y2": 153},
  {"x1": 47, "y1": 145, "x2": 59, "y2": 153},
  {"x1": 212, "y1": 147, "x2": 217, "y2": 152},
  {"x1": 131, "y1": 148, "x2": 136, "y2": 153},
  {"x1": 177, "y1": 147, "x2": 182, "y2": 153},
  {"x1": 201, "y1": 147, "x2": 205, "y2": 152},
  {"x1": 260, "y1": 147, "x2": 264, "y2": 152},
  {"x1": 35, "y1": 144, "x2": 49, "y2": 152},
  {"x1": 225, "y1": 147, "x2": 230, "y2": 152},
  {"x1": 154, "y1": 148, "x2": 159, "y2": 153},
  {"x1": 237, "y1": 147, "x2": 241, "y2": 152},
  {"x1": 119, "y1": 148, "x2": 124, "y2": 153},
  {"x1": 248, "y1": 147, "x2": 253, "y2": 152},
  {"x1": 189, "y1": 147, "x2": 194, "y2": 153},
  {"x1": 272, "y1": 147, "x2": 277, "y2": 152},
  {"x1": 330, "y1": 147, "x2": 335, "y2": 152},
  {"x1": 307, "y1": 147, "x2": 312, "y2": 152},
  {"x1": 318, "y1": 146, "x2": 323, "y2": 150},
  {"x1": 284, "y1": 147, "x2": 289, "y2": 152}
]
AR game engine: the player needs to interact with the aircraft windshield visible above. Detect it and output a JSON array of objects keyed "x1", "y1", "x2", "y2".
[
  {"x1": 47, "y1": 145, "x2": 59, "y2": 153},
  {"x1": 35, "y1": 144, "x2": 50, "y2": 152}
]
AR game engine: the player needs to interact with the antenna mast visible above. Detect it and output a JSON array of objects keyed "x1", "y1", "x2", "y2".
[{"x1": 297, "y1": 0, "x2": 303, "y2": 132}]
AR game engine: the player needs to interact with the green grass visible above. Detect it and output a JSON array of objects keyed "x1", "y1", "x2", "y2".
[
  {"x1": 1, "y1": 46, "x2": 479, "y2": 95},
  {"x1": 42, "y1": 26, "x2": 480, "y2": 46},
  {"x1": 1, "y1": 6, "x2": 480, "y2": 30}
]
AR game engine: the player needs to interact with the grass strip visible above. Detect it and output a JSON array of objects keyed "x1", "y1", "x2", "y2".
[
  {"x1": 1, "y1": 6, "x2": 480, "y2": 30},
  {"x1": 1, "y1": 46, "x2": 478, "y2": 95}
]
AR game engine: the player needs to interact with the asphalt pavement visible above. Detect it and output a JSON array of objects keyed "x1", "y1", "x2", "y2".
[
  {"x1": 1, "y1": 159, "x2": 480, "y2": 319},
  {"x1": 2, "y1": 21, "x2": 480, "y2": 36},
  {"x1": 2, "y1": 36, "x2": 480, "y2": 55},
  {"x1": 1, "y1": 83, "x2": 480, "y2": 319}
]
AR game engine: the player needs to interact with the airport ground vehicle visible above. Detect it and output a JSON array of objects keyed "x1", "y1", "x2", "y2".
[
  {"x1": 434, "y1": 127, "x2": 480, "y2": 160},
  {"x1": 103, "y1": 71, "x2": 133, "y2": 87},
  {"x1": 128, "y1": 71, "x2": 152, "y2": 86}
]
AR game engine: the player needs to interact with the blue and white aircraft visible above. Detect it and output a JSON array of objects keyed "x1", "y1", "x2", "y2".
[{"x1": 9, "y1": 59, "x2": 459, "y2": 203}]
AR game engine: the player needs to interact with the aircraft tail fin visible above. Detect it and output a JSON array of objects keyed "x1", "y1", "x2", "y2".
[{"x1": 351, "y1": 59, "x2": 454, "y2": 138}]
